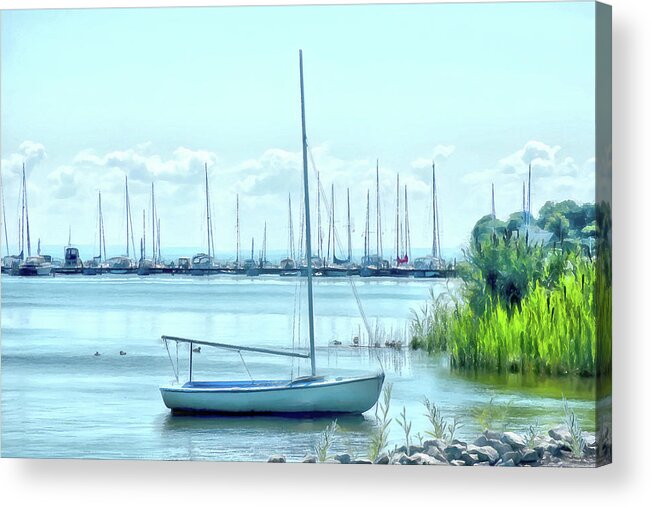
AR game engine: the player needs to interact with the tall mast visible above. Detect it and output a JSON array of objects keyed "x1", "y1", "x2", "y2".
[
  {"x1": 404, "y1": 185, "x2": 411, "y2": 261},
  {"x1": 236, "y1": 194, "x2": 240, "y2": 266},
  {"x1": 364, "y1": 189, "x2": 370, "y2": 259},
  {"x1": 288, "y1": 194, "x2": 295, "y2": 260},
  {"x1": 395, "y1": 173, "x2": 400, "y2": 263},
  {"x1": 317, "y1": 171, "x2": 322, "y2": 261},
  {"x1": 151, "y1": 182, "x2": 156, "y2": 262},
  {"x1": 299, "y1": 49, "x2": 316, "y2": 377},
  {"x1": 204, "y1": 163, "x2": 212, "y2": 259},
  {"x1": 491, "y1": 182, "x2": 496, "y2": 219},
  {"x1": 125, "y1": 176, "x2": 129, "y2": 257},
  {"x1": 97, "y1": 191, "x2": 105, "y2": 261},
  {"x1": 23, "y1": 164, "x2": 31, "y2": 257},
  {"x1": 376, "y1": 159, "x2": 381, "y2": 258},
  {"x1": 1, "y1": 175, "x2": 9, "y2": 257},
  {"x1": 250, "y1": 237, "x2": 254, "y2": 261},
  {"x1": 431, "y1": 161, "x2": 441, "y2": 259},
  {"x1": 157, "y1": 218, "x2": 161, "y2": 263},
  {"x1": 346, "y1": 188, "x2": 352, "y2": 261},
  {"x1": 68, "y1": 225, "x2": 71, "y2": 247},
  {"x1": 263, "y1": 221, "x2": 267, "y2": 264},
  {"x1": 330, "y1": 183, "x2": 335, "y2": 263},
  {"x1": 527, "y1": 163, "x2": 532, "y2": 226},
  {"x1": 125, "y1": 175, "x2": 135, "y2": 259},
  {"x1": 142, "y1": 209, "x2": 146, "y2": 261}
]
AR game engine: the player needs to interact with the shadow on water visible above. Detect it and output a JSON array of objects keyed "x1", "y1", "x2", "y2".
[
  {"x1": 162, "y1": 413, "x2": 373, "y2": 434},
  {"x1": 450, "y1": 366, "x2": 602, "y2": 401}
]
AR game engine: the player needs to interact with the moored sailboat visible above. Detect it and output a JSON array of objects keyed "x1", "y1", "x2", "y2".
[
  {"x1": 159, "y1": 51, "x2": 384, "y2": 415},
  {"x1": 413, "y1": 161, "x2": 445, "y2": 278},
  {"x1": 83, "y1": 191, "x2": 108, "y2": 275},
  {"x1": 191, "y1": 164, "x2": 217, "y2": 275}
]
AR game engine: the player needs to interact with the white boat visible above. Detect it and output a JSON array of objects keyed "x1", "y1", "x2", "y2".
[
  {"x1": 160, "y1": 51, "x2": 384, "y2": 415},
  {"x1": 18, "y1": 255, "x2": 53, "y2": 276}
]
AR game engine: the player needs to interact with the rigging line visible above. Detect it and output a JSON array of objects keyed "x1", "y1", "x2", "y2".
[
  {"x1": 238, "y1": 351, "x2": 254, "y2": 381},
  {"x1": 164, "y1": 339, "x2": 179, "y2": 382},
  {"x1": 307, "y1": 146, "x2": 374, "y2": 343}
]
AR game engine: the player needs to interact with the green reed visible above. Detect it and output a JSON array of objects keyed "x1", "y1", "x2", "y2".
[{"x1": 411, "y1": 241, "x2": 610, "y2": 377}]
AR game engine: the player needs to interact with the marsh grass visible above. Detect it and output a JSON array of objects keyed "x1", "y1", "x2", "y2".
[
  {"x1": 411, "y1": 241, "x2": 607, "y2": 377},
  {"x1": 368, "y1": 384, "x2": 392, "y2": 461},
  {"x1": 563, "y1": 394, "x2": 586, "y2": 458},
  {"x1": 423, "y1": 398, "x2": 462, "y2": 442},
  {"x1": 314, "y1": 420, "x2": 338, "y2": 462},
  {"x1": 396, "y1": 406, "x2": 412, "y2": 455}
]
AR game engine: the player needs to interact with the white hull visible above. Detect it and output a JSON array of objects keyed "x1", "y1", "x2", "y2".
[{"x1": 160, "y1": 373, "x2": 384, "y2": 415}]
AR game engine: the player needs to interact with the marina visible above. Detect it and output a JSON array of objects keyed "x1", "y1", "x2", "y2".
[{"x1": 0, "y1": 274, "x2": 597, "y2": 461}]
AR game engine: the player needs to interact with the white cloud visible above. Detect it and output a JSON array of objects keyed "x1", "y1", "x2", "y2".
[
  {"x1": 1, "y1": 140, "x2": 47, "y2": 184},
  {"x1": 462, "y1": 140, "x2": 595, "y2": 216},
  {"x1": 411, "y1": 144, "x2": 456, "y2": 169}
]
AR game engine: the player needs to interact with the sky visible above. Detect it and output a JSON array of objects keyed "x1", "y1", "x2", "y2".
[{"x1": 0, "y1": 2, "x2": 597, "y2": 260}]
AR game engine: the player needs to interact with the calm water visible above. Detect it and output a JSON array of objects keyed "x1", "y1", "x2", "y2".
[{"x1": 1, "y1": 275, "x2": 596, "y2": 461}]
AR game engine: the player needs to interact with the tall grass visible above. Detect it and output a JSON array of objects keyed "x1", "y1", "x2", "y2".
[{"x1": 411, "y1": 237, "x2": 610, "y2": 377}]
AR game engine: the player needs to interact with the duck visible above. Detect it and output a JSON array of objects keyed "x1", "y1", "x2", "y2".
[
  {"x1": 94, "y1": 352, "x2": 101, "y2": 357},
  {"x1": 192, "y1": 346, "x2": 201, "y2": 353},
  {"x1": 331, "y1": 340, "x2": 342, "y2": 346},
  {"x1": 352, "y1": 336, "x2": 360, "y2": 347},
  {"x1": 119, "y1": 350, "x2": 127, "y2": 356}
]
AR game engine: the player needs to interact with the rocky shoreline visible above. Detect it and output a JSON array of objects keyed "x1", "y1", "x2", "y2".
[{"x1": 267, "y1": 427, "x2": 601, "y2": 467}]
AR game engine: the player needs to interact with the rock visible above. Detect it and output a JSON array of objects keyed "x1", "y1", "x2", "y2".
[
  {"x1": 334, "y1": 453, "x2": 351, "y2": 464},
  {"x1": 469, "y1": 445, "x2": 500, "y2": 464},
  {"x1": 519, "y1": 448, "x2": 540, "y2": 463},
  {"x1": 395, "y1": 444, "x2": 424, "y2": 455},
  {"x1": 451, "y1": 439, "x2": 467, "y2": 447},
  {"x1": 501, "y1": 432, "x2": 526, "y2": 449},
  {"x1": 496, "y1": 458, "x2": 516, "y2": 467},
  {"x1": 549, "y1": 427, "x2": 572, "y2": 444},
  {"x1": 425, "y1": 446, "x2": 445, "y2": 461},
  {"x1": 324, "y1": 459, "x2": 341, "y2": 464},
  {"x1": 487, "y1": 439, "x2": 513, "y2": 457},
  {"x1": 390, "y1": 452, "x2": 407, "y2": 465},
  {"x1": 398, "y1": 454, "x2": 419, "y2": 465},
  {"x1": 582, "y1": 432, "x2": 596, "y2": 447},
  {"x1": 444, "y1": 443, "x2": 466, "y2": 461},
  {"x1": 501, "y1": 451, "x2": 522, "y2": 465},
  {"x1": 534, "y1": 441, "x2": 557, "y2": 458},
  {"x1": 411, "y1": 452, "x2": 440, "y2": 465},
  {"x1": 473, "y1": 435, "x2": 489, "y2": 447},
  {"x1": 302, "y1": 454, "x2": 317, "y2": 463},
  {"x1": 450, "y1": 459, "x2": 467, "y2": 466},
  {"x1": 423, "y1": 439, "x2": 448, "y2": 453},
  {"x1": 352, "y1": 458, "x2": 373, "y2": 464},
  {"x1": 484, "y1": 429, "x2": 504, "y2": 440},
  {"x1": 374, "y1": 453, "x2": 390, "y2": 465},
  {"x1": 459, "y1": 451, "x2": 479, "y2": 466},
  {"x1": 267, "y1": 455, "x2": 286, "y2": 463}
]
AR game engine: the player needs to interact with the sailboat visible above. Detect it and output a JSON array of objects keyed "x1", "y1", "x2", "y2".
[
  {"x1": 2, "y1": 165, "x2": 23, "y2": 273},
  {"x1": 159, "y1": 51, "x2": 384, "y2": 415},
  {"x1": 414, "y1": 161, "x2": 444, "y2": 278},
  {"x1": 279, "y1": 194, "x2": 299, "y2": 275},
  {"x1": 83, "y1": 191, "x2": 108, "y2": 275},
  {"x1": 191, "y1": 164, "x2": 217, "y2": 275},
  {"x1": 360, "y1": 161, "x2": 390, "y2": 277},
  {"x1": 106, "y1": 176, "x2": 137, "y2": 274},
  {"x1": 324, "y1": 185, "x2": 353, "y2": 277},
  {"x1": 138, "y1": 183, "x2": 162, "y2": 275},
  {"x1": 15, "y1": 165, "x2": 52, "y2": 276},
  {"x1": 391, "y1": 174, "x2": 411, "y2": 277}
]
